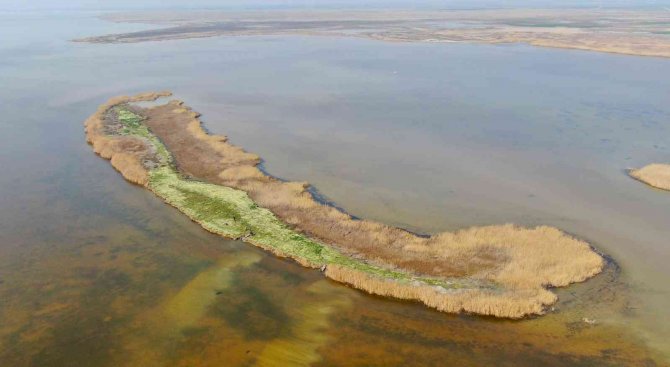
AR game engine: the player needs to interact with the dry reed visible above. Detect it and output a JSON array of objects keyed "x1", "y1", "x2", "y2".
[
  {"x1": 84, "y1": 91, "x2": 172, "y2": 185},
  {"x1": 85, "y1": 92, "x2": 606, "y2": 318},
  {"x1": 630, "y1": 164, "x2": 670, "y2": 191}
]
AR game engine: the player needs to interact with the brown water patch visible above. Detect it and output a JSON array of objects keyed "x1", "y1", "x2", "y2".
[
  {"x1": 0, "y1": 215, "x2": 227, "y2": 366},
  {"x1": 114, "y1": 252, "x2": 262, "y2": 367},
  {"x1": 0, "y1": 166, "x2": 662, "y2": 366},
  {"x1": 317, "y1": 267, "x2": 664, "y2": 367},
  {"x1": 113, "y1": 259, "x2": 351, "y2": 367}
]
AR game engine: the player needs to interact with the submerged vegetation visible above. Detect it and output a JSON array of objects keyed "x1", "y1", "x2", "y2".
[{"x1": 85, "y1": 92, "x2": 605, "y2": 318}]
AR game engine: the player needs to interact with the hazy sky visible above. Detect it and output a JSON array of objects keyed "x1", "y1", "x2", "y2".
[{"x1": 1, "y1": 0, "x2": 669, "y2": 11}]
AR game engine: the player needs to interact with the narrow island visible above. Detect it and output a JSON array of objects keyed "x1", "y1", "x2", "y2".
[
  {"x1": 75, "y1": 9, "x2": 670, "y2": 58},
  {"x1": 630, "y1": 164, "x2": 670, "y2": 191},
  {"x1": 85, "y1": 92, "x2": 605, "y2": 318}
]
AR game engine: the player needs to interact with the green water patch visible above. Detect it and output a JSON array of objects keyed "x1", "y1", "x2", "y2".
[{"x1": 110, "y1": 106, "x2": 490, "y2": 292}]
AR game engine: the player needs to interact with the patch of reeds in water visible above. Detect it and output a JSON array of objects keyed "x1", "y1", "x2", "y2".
[
  {"x1": 85, "y1": 92, "x2": 605, "y2": 318},
  {"x1": 630, "y1": 163, "x2": 670, "y2": 191}
]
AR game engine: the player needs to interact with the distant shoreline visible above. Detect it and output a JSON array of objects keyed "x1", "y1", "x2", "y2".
[{"x1": 74, "y1": 9, "x2": 670, "y2": 58}]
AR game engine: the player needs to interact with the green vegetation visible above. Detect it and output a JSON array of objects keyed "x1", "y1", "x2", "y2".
[
  {"x1": 115, "y1": 107, "x2": 172, "y2": 166},
  {"x1": 111, "y1": 106, "x2": 480, "y2": 291}
]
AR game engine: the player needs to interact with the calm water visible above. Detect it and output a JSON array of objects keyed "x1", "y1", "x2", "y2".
[{"x1": 1, "y1": 11, "x2": 669, "y2": 366}]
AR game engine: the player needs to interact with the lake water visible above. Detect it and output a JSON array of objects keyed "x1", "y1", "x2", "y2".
[{"x1": 1, "y1": 11, "x2": 669, "y2": 366}]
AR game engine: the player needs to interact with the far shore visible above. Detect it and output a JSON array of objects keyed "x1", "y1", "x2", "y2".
[{"x1": 74, "y1": 9, "x2": 670, "y2": 58}]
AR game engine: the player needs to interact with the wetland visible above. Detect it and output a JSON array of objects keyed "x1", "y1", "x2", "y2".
[{"x1": 1, "y1": 9, "x2": 670, "y2": 366}]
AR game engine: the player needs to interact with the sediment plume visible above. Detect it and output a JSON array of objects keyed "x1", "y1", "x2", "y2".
[
  {"x1": 254, "y1": 281, "x2": 351, "y2": 367},
  {"x1": 630, "y1": 164, "x2": 670, "y2": 191},
  {"x1": 118, "y1": 252, "x2": 262, "y2": 367},
  {"x1": 85, "y1": 92, "x2": 605, "y2": 318}
]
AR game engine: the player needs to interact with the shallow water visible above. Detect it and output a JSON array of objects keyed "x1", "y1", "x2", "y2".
[{"x1": 1, "y1": 11, "x2": 669, "y2": 366}]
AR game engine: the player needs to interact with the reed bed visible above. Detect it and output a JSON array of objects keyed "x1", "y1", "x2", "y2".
[
  {"x1": 630, "y1": 163, "x2": 670, "y2": 191},
  {"x1": 84, "y1": 92, "x2": 605, "y2": 318}
]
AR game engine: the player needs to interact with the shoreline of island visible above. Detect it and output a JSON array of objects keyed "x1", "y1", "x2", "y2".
[{"x1": 85, "y1": 92, "x2": 605, "y2": 319}]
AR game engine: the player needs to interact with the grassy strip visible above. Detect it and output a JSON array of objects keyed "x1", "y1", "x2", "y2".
[
  {"x1": 115, "y1": 106, "x2": 172, "y2": 166},
  {"x1": 116, "y1": 106, "x2": 486, "y2": 291}
]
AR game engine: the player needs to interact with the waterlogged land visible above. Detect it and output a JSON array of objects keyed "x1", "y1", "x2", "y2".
[
  {"x1": 76, "y1": 9, "x2": 670, "y2": 58},
  {"x1": 85, "y1": 92, "x2": 604, "y2": 319}
]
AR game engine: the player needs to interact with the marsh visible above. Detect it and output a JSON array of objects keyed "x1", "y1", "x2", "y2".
[{"x1": 1, "y1": 6, "x2": 670, "y2": 366}]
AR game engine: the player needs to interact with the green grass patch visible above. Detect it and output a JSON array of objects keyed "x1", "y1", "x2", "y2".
[{"x1": 114, "y1": 106, "x2": 172, "y2": 165}]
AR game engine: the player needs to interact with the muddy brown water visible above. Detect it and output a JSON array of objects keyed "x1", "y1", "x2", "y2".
[{"x1": 0, "y1": 11, "x2": 669, "y2": 366}]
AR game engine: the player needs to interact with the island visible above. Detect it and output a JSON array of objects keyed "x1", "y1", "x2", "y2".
[
  {"x1": 630, "y1": 164, "x2": 670, "y2": 191},
  {"x1": 85, "y1": 92, "x2": 605, "y2": 318},
  {"x1": 75, "y1": 9, "x2": 670, "y2": 58}
]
